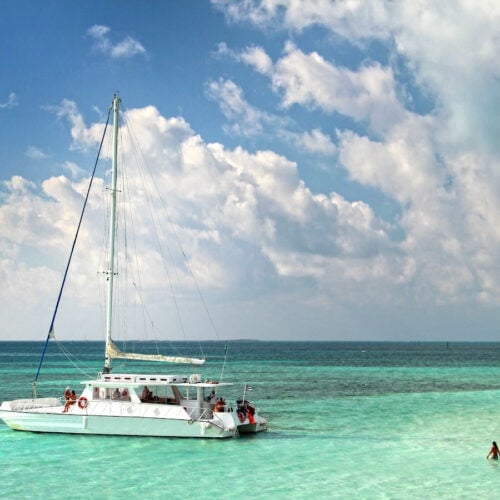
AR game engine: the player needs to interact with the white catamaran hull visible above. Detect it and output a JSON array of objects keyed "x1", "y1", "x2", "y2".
[
  {"x1": 0, "y1": 400, "x2": 246, "y2": 438},
  {"x1": 0, "y1": 388, "x2": 267, "y2": 438}
]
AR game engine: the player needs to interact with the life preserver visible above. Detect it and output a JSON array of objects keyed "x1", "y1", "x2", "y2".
[
  {"x1": 78, "y1": 397, "x2": 88, "y2": 409},
  {"x1": 237, "y1": 410, "x2": 246, "y2": 423}
]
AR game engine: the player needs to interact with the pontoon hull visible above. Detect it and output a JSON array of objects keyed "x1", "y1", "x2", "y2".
[{"x1": 0, "y1": 400, "x2": 238, "y2": 438}]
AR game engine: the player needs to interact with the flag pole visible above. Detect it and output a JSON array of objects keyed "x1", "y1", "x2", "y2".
[{"x1": 242, "y1": 384, "x2": 252, "y2": 401}]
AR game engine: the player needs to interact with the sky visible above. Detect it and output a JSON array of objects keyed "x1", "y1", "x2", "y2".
[{"x1": 2, "y1": 0, "x2": 500, "y2": 342}]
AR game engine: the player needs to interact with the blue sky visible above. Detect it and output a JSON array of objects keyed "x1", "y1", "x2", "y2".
[{"x1": 2, "y1": 0, "x2": 500, "y2": 341}]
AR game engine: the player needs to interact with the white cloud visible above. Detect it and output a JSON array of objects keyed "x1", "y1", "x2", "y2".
[
  {"x1": 0, "y1": 92, "x2": 18, "y2": 109},
  {"x1": 205, "y1": 78, "x2": 273, "y2": 136},
  {"x1": 212, "y1": 0, "x2": 391, "y2": 38},
  {"x1": 86, "y1": 24, "x2": 146, "y2": 59},
  {"x1": 62, "y1": 161, "x2": 86, "y2": 178},
  {"x1": 7, "y1": 87, "x2": 500, "y2": 321},
  {"x1": 51, "y1": 98, "x2": 107, "y2": 150},
  {"x1": 6, "y1": 1, "x2": 500, "y2": 339},
  {"x1": 295, "y1": 128, "x2": 336, "y2": 156},
  {"x1": 0, "y1": 102, "x2": 403, "y2": 340},
  {"x1": 25, "y1": 146, "x2": 48, "y2": 159},
  {"x1": 240, "y1": 45, "x2": 274, "y2": 75},
  {"x1": 216, "y1": 42, "x2": 273, "y2": 75},
  {"x1": 217, "y1": 41, "x2": 405, "y2": 141},
  {"x1": 270, "y1": 42, "x2": 404, "y2": 132},
  {"x1": 214, "y1": 1, "x2": 500, "y2": 152},
  {"x1": 208, "y1": 0, "x2": 500, "y2": 309}
]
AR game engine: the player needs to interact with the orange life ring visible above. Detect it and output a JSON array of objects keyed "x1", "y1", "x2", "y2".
[{"x1": 78, "y1": 396, "x2": 88, "y2": 409}]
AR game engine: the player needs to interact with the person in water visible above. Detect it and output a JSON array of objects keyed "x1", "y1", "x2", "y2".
[{"x1": 487, "y1": 441, "x2": 499, "y2": 460}]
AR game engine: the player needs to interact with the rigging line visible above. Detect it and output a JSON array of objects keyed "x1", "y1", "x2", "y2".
[
  {"x1": 119, "y1": 125, "x2": 153, "y2": 345},
  {"x1": 53, "y1": 338, "x2": 96, "y2": 378},
  {"x1": 123, "y1": 110, "x2": 219, "y2": 352},
  {"x1": 118, "y1": 127, "x2": 151, "y2": 349},
  {"x1": 116, "y1": 123, "x2": 160, "y2": 351},
  {"x1": 34, "y1": 104, "x2": 113, "y2": 386},
  {"x1": 219, "y1": 343, "x2": 229, "y2": 383},
  {"x1": 119, "y1": 125, "x2": 131, "y2": 344},
  {"x1": 122, "y1": 113, "x2": 193, "y2": 354}
]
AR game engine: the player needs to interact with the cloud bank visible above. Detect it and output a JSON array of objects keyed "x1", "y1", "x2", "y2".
[{"x1": 3, "y1": 1, "x2": 500, "y2": 340}]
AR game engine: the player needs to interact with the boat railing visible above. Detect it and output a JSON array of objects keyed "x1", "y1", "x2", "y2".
[
  {"x1": 78, "y1": 399, "x2": 219, "y2": 423},
  {"x1": 4, "y1": 397, "x2": 61, "y2": 411},
  {"x1": 65, "y1": 399, "x2": 233, "y2": 431},
  {"x1": 182, "y1": 405, "x2": 213, "y2": 420},
  {"x1": 181, "y1": 406, "x2": 230, "y2": 430}
]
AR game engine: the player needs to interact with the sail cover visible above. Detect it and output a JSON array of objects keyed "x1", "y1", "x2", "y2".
[{"x1": 106, "y1": 340, "x2": 205, "y2": 366}]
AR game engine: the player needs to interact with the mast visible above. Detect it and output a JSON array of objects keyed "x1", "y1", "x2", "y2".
[
  {"x1": 103, "y1": 94, "x2": 120, "y2": 373},
  {"x1": 100, "y1": 94, "x2": 205, "y2": 369}
]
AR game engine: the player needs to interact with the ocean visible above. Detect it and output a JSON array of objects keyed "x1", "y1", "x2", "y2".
[{"x1": 1, "y1": 341, "x2": 500, "y2": 499}]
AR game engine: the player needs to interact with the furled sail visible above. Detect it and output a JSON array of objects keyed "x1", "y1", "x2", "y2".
[{"x1": 106, "y1": 340, "x2": 205, "y2": 366}]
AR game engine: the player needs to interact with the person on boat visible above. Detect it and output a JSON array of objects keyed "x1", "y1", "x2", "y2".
[
  {"x1": 63, "y1": 390, "x2": 77, "y2": 413},
  {"x1": 487, "y1": 441, "x2": 499, "y2": 460},
  {"x1": 113, "y1": 388, "x2": 121, "y2": 399},
  {"x1": 64, "y1": 387, "x2": 71, "y2": 401},
  {"x1": 214, "y1": 398, "x2": 226, "y2": 412},
  {"x1": 206, "y1": 389, "x2": 217, "y2": 403},
  {"x1": 141, "y1": 386, "x2": 153, "y2": 402}
]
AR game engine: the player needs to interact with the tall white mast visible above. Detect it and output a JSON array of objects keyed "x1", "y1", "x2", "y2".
[
  {"x1": 103, "y1": 94, "x2": 120, "y2": 373},
  {"x1": 101, "y1": 94, "x2": 205, "y2": 369}
]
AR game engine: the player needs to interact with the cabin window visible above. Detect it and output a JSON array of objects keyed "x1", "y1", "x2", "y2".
[{"x1": 112, "y1": 388, "x2": 130, "y2": 400}]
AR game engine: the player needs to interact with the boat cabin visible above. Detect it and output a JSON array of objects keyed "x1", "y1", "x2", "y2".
[{"x1": 79, "y1": 373, "x2": 232, "y2": 418}]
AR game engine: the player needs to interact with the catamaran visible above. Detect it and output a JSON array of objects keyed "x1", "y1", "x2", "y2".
[{"x1": 0, "y1": 95, "x2": 267, "y2": 438}]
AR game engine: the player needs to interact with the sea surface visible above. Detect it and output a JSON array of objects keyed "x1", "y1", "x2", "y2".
[{"x1": 1, "y1": 340, "x2": 500, "y2": 499}]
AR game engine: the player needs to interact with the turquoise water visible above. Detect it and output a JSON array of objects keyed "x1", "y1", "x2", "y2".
[{"x1": 1, "y1": 341, "x2": 500, "y2": 498}]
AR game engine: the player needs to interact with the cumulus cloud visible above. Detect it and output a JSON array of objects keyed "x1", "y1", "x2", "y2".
[
  {"x1": 0, "y1": 100, "x2": 401, "y2": 338},
  {"x1": 269, "y1": 42, "x2": 405, "y2": 133},
  {"x1": 5, "y1": 1, "x2": 500, "y2": 339},
  {"x1": 87, "y1": 24, "x2": 146, "y2": 59},
  {"x1": 207, "y1": 0, "x2": 500, "y2": 307}
]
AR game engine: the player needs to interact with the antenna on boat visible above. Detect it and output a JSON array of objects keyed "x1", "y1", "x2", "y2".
[{"x1": 103, "y1": 93, "x2": 121, "y2": 374}]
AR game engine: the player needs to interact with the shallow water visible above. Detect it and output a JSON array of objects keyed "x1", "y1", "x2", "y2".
[{"x1": 1, "y1": 341, "x2": 499, "y2": 498}]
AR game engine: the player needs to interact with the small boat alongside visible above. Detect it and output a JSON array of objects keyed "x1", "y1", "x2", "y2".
[{"x1": 0, "y1": 95, "x2": 267, "y2": 438}]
